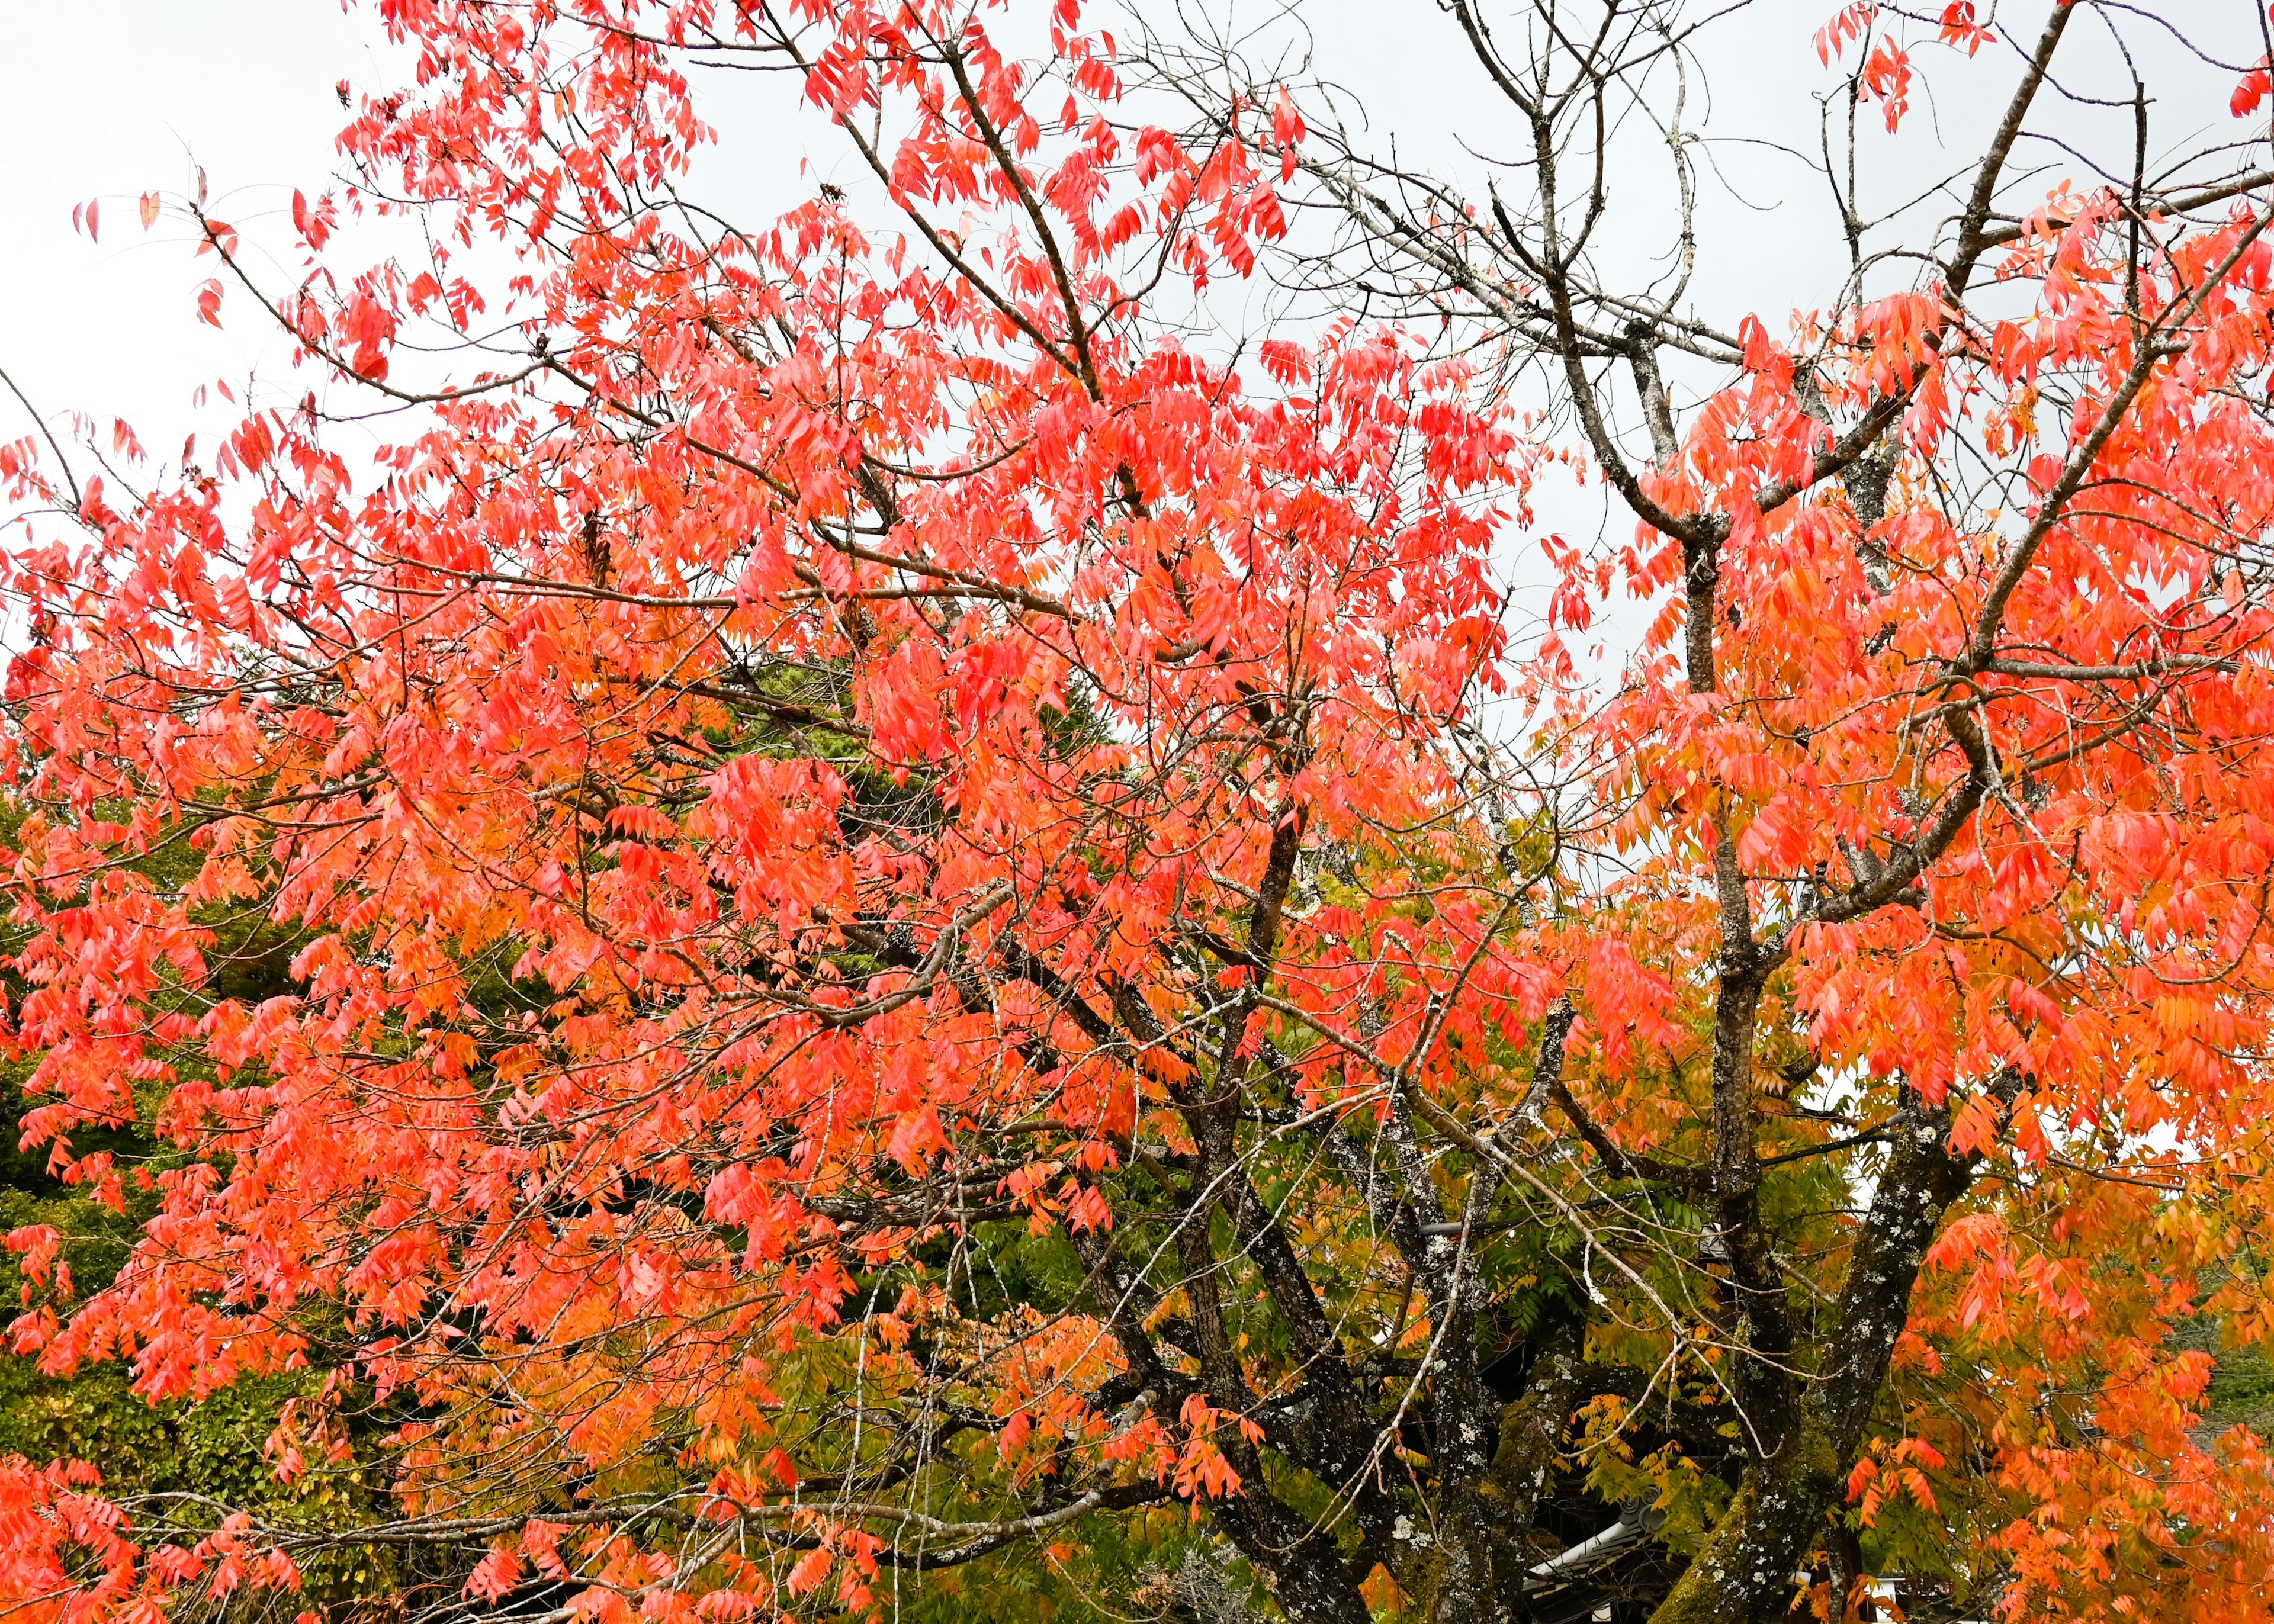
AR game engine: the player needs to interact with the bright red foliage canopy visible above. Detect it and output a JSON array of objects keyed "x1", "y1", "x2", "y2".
[{"x1": 3, "y1": 5, "x2": 2274, "y2": 1624}]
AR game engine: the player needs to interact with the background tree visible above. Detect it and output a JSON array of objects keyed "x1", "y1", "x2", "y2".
[{"x1": 2, "y1": 6, "x2": 2274, "y2": 1624}]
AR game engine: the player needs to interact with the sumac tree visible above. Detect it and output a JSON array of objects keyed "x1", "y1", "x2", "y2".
[{"x1": 4, "y1": 5, "x2": 2274, "y2": 1624}]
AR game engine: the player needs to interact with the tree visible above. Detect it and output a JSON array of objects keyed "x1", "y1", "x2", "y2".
[{"x1": 4, "y1": 4, "x2": 2274, "y2": 1623}]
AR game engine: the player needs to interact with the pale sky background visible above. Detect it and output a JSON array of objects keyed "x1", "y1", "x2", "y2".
[
  {"x1": 0, "y1": 1, "x2": 386, "y2": 465},
  {"x1": 0, "y1": 0, "x2": 2261, "y2": 637}
]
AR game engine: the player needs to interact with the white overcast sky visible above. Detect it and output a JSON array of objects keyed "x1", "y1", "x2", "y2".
[
  {"x1": 1, "y1": 2, "x2": 378, "y2": 461},
  {"x1": 0, "y1": 0, "x2": 2259, "y2": 597}
]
